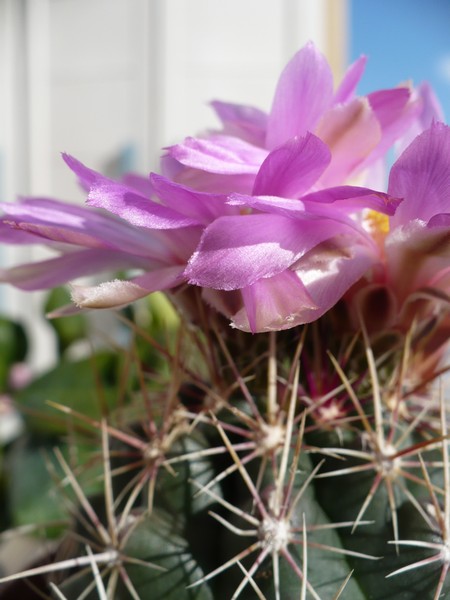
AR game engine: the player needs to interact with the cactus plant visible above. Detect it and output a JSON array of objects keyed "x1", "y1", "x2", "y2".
[{"x1": 1, "y1": 42, "x2": 450, "y2": 599}]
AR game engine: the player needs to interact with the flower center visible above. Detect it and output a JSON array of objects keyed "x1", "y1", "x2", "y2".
[{"x1": 363, "y1": 210, "x2": 390, "y2": 246}]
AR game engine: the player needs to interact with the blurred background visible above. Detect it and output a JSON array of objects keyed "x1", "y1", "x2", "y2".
[{"x1": 0, "y1": 0, "x2": 449, "y2": 370}]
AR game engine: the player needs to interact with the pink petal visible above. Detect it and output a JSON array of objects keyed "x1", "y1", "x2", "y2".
[
  {"x1": 71, "y1": 265, "x2": 184, "y2": 309},
  {"x1": 0, "y1": 220, "x2": 46, "y2": 244},
  {"x1": 385, "y1": 220, "x2": 450, "y2": 302},
  {"x1": 167, "y1": 135, "x2": 268, "y2": 174},
  {"x1": 252, "y1": 133, "x2": 330, "y2": 197},
  {"x1": 87, "y1": 179, "x2": 199, "y2": 229},
  {"x1": 161, "y1": 154, "x2": 256, "y2": 195},
  {"x1": 0, "y1": 249, "x2": 148, "y2": 291},
  {"x1": 63, "y1": 153, "x2": 99, "y2": 190},
  {"x1": 296, "y1": 234, "x2": 376, "y2": 316},
  {"x1": 315, "y1": 98, "x2": 381, "y2": 186},
  {"x1": 266, "y1": 42, "x2": 334, "y2": 149},
  {"x1": 121, "y1": 173, "x2": 155, "y2": 198},
  {"x1": 236, "y1": 271, "x2": 318, "y2": 332},
  {"x1": 333, "y1": 55, "x2": 367, "y2": 104},
  {"x1": 150, "y1": 174, "x2": 233, "y2": 224},
  {"x1": 388, "y1": 122, "x2": 450, "y2": 227},
  {"x1": 185, "y1": 213, "x2": 352, "y2": 290},
  {"x1": 228, "y1": 193, "x2": 307, "y2": 217},
  {"x1": 63, "y1": 155, "x2": 198, "y2": 229},
  {"x1": 71, "y1": 280, "x2": 151, "y2": 309},
  {"x1": 302, "y1": 186, "x2": 402, "y2": 215},
  {"x1": 394, "y1": 82, "x2": 446, "y2": 156},
  {"x1": 211, "y1": 100, "x2": 268, "y2": 147},
  {"x1": 0, "y1": 197, "x2": 172, "y2": 257},
  {"x1": 362, "y1": 87, "x2": 421, "y2": 165}
]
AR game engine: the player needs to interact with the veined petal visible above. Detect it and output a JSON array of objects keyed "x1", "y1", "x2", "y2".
[
  {"x1": 388, "y1": 122, "x2": 450, "y2": 227},
  {"x1": 333, "y1": 55, "x2": 367, "y2": 104},
  {"x1": 385, "y1": 219, "x2": 450, "y2": 300},
  {"x1": 166, "y1": 135, "x2": 268, "y2": 174},
  {"x1": 315, "y1": 97, "x2": 381, "y2": 186},
  {"x1": 252, "y1": 133, "x2": 331, "y2": 197},
  {"x1": 63, "y1": 153, "x2": 99, "y2": 190},
  {"x1": 415, "y1": 82, "x2": 445, "y2": 127},
  {"x1": 210, "y1": 100, "x2": 268, "y2": 147},
  {"x1": 394, "y1": 82, "x2": 446, "y2": 155},
  {"x1": 150, "y1": 173, "x2": 233, "y2": 224},
  {"x1": 71, "y1": 265, "x2": 184, "y2": 309},
  {"x1": 71, "y1": 280, "x2": 151, "y2": 309},
  {"x1": 0, "y1": 197, "x2": 173, "y2": 257},
  {"x1": 266, "y1": 42, "x2": 334, "y2": 149},
  {"x1": 296, "y1": 233, "x2": 376, "y2": 315},
  {"x1": 368, "y1": 87, "x2": 416, "y2": 129},
  {"x1": 0, "y1": 220, "x2": 47, "y2": 244},
  {"x1": 236, "y1": 271, "x2": 318, "y2": 332},
  {"x1": 185, "y1": 213, "x2": 351, "y2": 290},
  {"x1": 228, "y1": 193, "x2": 307, "y2": 217},
  {"x1": 87, "y1": 178, "x2": 199, "y2": 229},
  {"x1": 121, "y1": 173, "x2": 155, "y2": 198},
  {"x1": 302, "y1": 185, "x2": 402, "y2": 215},
  {"x1": 0, "y1": 249, "x2": 149, "y2": 291},
  {"x1": 363, "y1": 86, "x2": 420, "y2": 165},
  {"x1": 63, "y1": 155, "x2": 198, "y2": 229}
]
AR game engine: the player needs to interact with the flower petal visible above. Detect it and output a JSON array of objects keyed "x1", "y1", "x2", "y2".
[
  {"x1": 186, "y1": 213, "x2": 352, "y2": 290},
  {"x1": 87, "y1": 179, "x2": 199, "y2": 229},
  {"x1": 63, "y1": 153, "x2": 99, "y2": 190},
  {"x1": 166, "y1": 135, "x2": 268, "y2": 175},
  {"x1": 0, "y1": 197, "x2": 172, "y2": 257},
  {"x1": 266, "y1": 42, "x2": 333, "y2": 149},
  {"x1": 296, "y1": 233, "x2": 376, "y2": 316},
  {"x1": 385, "y1": 219, "x2": 450, "y2": 301},
  {"x1": 0, "y1": 220, "x2": 46, "y2": 244},
  {"x1": 235, "y1": 271, "x2": 318, "y2": 332},
  {"x1": 333, "y1": 55, "x2": 367, "y2": 104},
  {"x1": 388, "y1": 122, "x2": 450, "y2": 226},
  {"x1": 71, "y1": 265, "x2": 184, "y2": 309},
  {"x1": 315, "y1": 98, "x2": 381, "y2": 186},
  {"x1": 363, "y1": 87, "x2": 420, "y2": 164},
  {"x1": 150, "y1": 174, "x2": 233, "y2": 224},
  {"x1": 0, "y1": 249, "x2": 148, "y2": 290},
  {"x1": 63, "y1": 155, "x2": 198, "y2": 229},
  {"x1": 302, "y1": 186, "x2": 402, "y2": 215},
  {"x1": 252, "y1": 133, "x2": 330, "y2": 197},
  {"x1": 210, "y1": 100, "x2": 268, "y2": 147}
]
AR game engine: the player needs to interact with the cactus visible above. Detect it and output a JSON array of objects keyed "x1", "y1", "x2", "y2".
[
  {"x1": 0, "y1": 295, "x2": 449, "y2": 599},
  {"x1": 1, "y1": 42, "x2": 450, "y2": 599}
]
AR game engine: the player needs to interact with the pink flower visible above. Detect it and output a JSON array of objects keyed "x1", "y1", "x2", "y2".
[
  {"x1": 164, "y1": 42, "x2": 424, "y2": 194},
  {"x1": 184, "y1": 132, "x2": 401, "y2": 332},
  {"x1": 0, "y1": 154, "x2": 235, "y2": 310},
  {"x1": 1, "y1": 137, "x2": 399, "y2": 333},
  {"x1": 1, "y1": 45, "x2": 444, "y2": 335},
  {"x1": 349, "y1": 122, "x2": 450, "y2": 333}
]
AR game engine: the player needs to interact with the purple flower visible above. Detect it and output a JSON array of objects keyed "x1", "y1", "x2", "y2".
[
  {"x1": 1, "y1": 45, "x2": 444, "y2": 336},
  {"x1": 349, "y1": 122, "x2": 450, "y2": 333},
  {"x1": 184, "y1": 132, "x2": 401, "y2": 332},
  {"x1": 0, "y1": 155, "x2": 235, "y2": 310},
  {"x1": 164, "y1": 42, "x2": 426, "y2": 194},
  {"x1": 1, "y1": 137, "x2": 399, "y2": 333}
]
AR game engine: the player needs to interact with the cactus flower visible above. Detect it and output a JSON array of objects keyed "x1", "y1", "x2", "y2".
[
  {"x1": 164, "y1": 42, "x2": 423, "y2": 194},
  {"x1": 351, "y1": 122, "x2": 450, "y2": 334},
  {"x1": 0, "y1": 155, "x2": 236, "y2": 310}
]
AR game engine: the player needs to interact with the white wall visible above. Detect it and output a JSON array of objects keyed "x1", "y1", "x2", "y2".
[{"x1": 0, "y1": 0, "x2": 347, "y2": 370}]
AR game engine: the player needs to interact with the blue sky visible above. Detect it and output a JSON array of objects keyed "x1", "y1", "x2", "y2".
[{"x1": 350, "y1": 0, "x2": 450, "y2": 119}]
